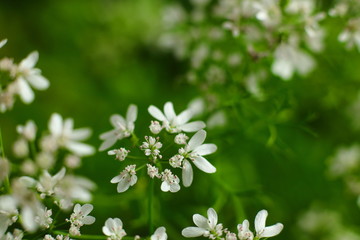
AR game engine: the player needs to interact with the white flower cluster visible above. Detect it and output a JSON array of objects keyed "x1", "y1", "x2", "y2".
[
  {"x1": 101, "y1": 102, "x2": 217, "y2": 194},
  {"x1": 0, "y1": 39, "x2": 49, "y2": 112},
  {"x1": 67, "y1": 204, "x2": 96, "y2": 236},
  {"x1": 182, "y1": 208, "x2": 283, "y2": 240}
]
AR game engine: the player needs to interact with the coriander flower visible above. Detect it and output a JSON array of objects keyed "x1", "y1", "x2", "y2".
[
  {"x1": 182, "y1": 208, "x2": 223, "y2": 238},
  {"x1": 68, "y1": 204, "x2": 96, "y2": 236},
  {"x1": 15, "y1": 51, "x2": 50, "y2": 104},
  {"x1": 160, "y1": 169, "x2": 180, "y2": 193},
  {"x1": 0, "y1": 195, "x2": 19, "y2": 238},
  {"x1": 180, "y1": 130, "x2": 217, "y2": 187},
  {"x1": 148, "y1": 101, "x2": 205, "y2": 133},
  {"x1": 16, "y1": 120, "x2": 37, "y2": 141},
  {"x1": 35, "y1": 207, "x2": 53, "y2": 229},
  {"x1": 254, "y1": 210, "x2": 283, "y2": 239},
  {"x1": 147, "y1": 164, "x2": 160, "y2": 179},
  {"x1": 108, "y1": 148, "x2": 129, "y2": 161},
  {"x1": 237, "y1": 220, "x2": 254, "y2": 240},
  {"x1": 48, "y1": 113, "x2": 95, "y2": 156},
  {"x1": 36, "y1": 168, "x2": 66, "y2": 198},
  {"x1": 99, "y1": 104, "x2": 138, "y2": 151},
  {"x1": 140, "y1": 136, "x2": 163, "y2": 160},
  {"x1": 111, "y1": 165, "x2": 137, "y2": 193},
  {"x1": 102, "y1": 218, "x2": 126, "y2": 240},
  {"x1": 151, "y1": 227, "x2": 168, "y2": 240}
]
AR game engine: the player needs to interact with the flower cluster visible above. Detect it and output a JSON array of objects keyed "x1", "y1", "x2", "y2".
[
  {"x1": 0, "y1": 39, "x2": 49, "y2": 112},
  {"x1": 100, "y1": 101, "x2": 217, "y2": 194},
  {"x1": 182, "y1": 208, "x2": 283, "y2": 240}
]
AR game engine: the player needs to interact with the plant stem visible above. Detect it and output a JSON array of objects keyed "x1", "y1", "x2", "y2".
[
  {"x1": 148, "y1": 178, "x2": 154, "y2": 234},
  {"x1": 0, "y1": 127, "x2": 10, "y2": 193},
  {"x1": 52, "y1": 231, "x2": 134, "y2": 240}
]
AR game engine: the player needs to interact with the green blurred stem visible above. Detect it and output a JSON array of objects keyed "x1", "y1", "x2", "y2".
[
  {"x1": 131, "y1": 133, "x2": 139, "y2": 146},
  {"x1": 135, "y1": 164, "x2": 147, "y2": 171},
  {"x1": 0, "y1": 127, "x2": 10, "y2": 193},
  {"x1": 148, "y1": 178, "x2": 154, "y2": 234},
  {"x1": 30, "y1": 140, "x2": 37, "y2": 160},
  {"x1": 127, "y1": 155, "x2": 147, "y2": 160}
]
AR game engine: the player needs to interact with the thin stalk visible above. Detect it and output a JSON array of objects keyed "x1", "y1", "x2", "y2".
[
  {"x1": 52, "y1": 231, "x2": 134, "y2": 240},
  {"x1": 0, "y1": 127, "x2": 10, "y2": 193},
  {"x1": 148, "y1": 178, "x2": 154, "y2": 234}
]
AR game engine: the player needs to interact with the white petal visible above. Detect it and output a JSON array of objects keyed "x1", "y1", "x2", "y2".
[
  {"x1": 148, "y1": 105, "x2": 166, "y2": 121},
  {"x1": 26, "y1": 74, "x2": 49, "y2": 90},
  {"x1": 182, "y1": 160, "x2": 193, "y2": 187},
  {"x1": 49, "y1": 113, "x2": 63, "y2": 136},
  {"x1": 82, "y1": 216, "x2": 96, "y2": 225},
  {"x1": 17, "y1": 77, "x2": 34, "y2": 103},
  {"x1": 151, "y1": 226, "x2": 167, "y2": 240},
  {"x1": 65, "y1": 141, "x2": 95, "y2": 156},
  {"x1": 180, "y1": 121, "x2": 206, "y2": 132},
  {"x1": 74, "y1": 204, "x2": 81, "y2": 213},
  {"x1": 117, "y1": 178, "x2": 131, "y2": 193},
  {"x1": 126, "y1": 104, "x2": 138, "y2": 123},
  {"x1": 110, "y1": 114, "x2": 126, "y2": 128},
  {"x1": 207, "y1": 208, "x2": 218, "y2": 229},
  {"x1": 255, "y1": 210, "x2": 268, "y2": 234},
  {"x1": 193, "y1": 156, "x2": 216, "y2": 173},
  {"x1": 188, "y1": 130, "x2": 206, "y2": 151},
  {"x1": 113, "y1": 218, "x2": 123, "y2": 228},
  {"x1": 177, "y1": 109, "x2": 193, "y2": 125},
  {"x1": 193, "y1": 144, "x2": 217, "y2": 156},
  {"x1": 99, "y1": 137, "x2": 118, "y2": 151},
  {"x1": 182, "y1": 227, "x2": 207, "y2": 237},
  {"x1": 164, "y1": 102, "x2": 176, "y2": 121},
  {"x1": 271, "y1": 59, "x2": 293, "y2": 80},
  {"x1": 193, "y1": 214, "x2": 209, "y2": 229},
  {"x1": 19, "y1": 176, "x2": 37, "y2": 187},
  {"x1": 0, "y1": 39, "x2": 7, "y2": 49},
  {"x1": 81, "y1": 204, "x2": 93, "y2": 215},
  {"x1": 261, "y1": 223, "x2": 284, "y2": 237},
  {"x1": 20, "y1": 51, "x2": 38, "y2": 69},
  {"x1": 102, "y1": 226, "x2": 111, "y2": 236},
  {"x1": 54, "y1": 167, "x2": 66, "y2": 181},
  {"x1": 170, "y1": 183, "x2": 181, "y2": 192},
  {"x1": 22, "y1": 206, "x2": 37, "y2": 232},
  {"x1": 160, "y1": 181, "x2": 170, "y2": 192},
  {"x1": 0, "y1": 214, "x2": 9, "y2": 238},
  {"x1": 110, "y1": 175, "x2": 122, "y2": 183},
  {"x1": 70, "y1": 128, "x2": 92, "y2": 141}
]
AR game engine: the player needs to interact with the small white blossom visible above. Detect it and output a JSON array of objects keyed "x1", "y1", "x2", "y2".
[
  {"x1": 338, "y1": 18, "x2": 360, "y2": 52},
  {"x1": 15, "y1": 51, "x2": 50, "y2": 104},
  {"x1": 169, "y1": 155, "x2": 184, "y2": 168},
  {"x1": 149, "y1": 121, "x2": 163, "y2": 134},
  {"x1": 147, "y1": 164, "x2": 160, "y2": 179},
  {"x1": 67, "y1": 204, "x2": 96, "y2": 236},
  {"x1": 12, "y1": 138, "x2": 29, "y2": 158},
  {"x1": 237, "y1": 220, "x2": 254, "y2": 240},
  {"x1": 148, "y1": 101, "x2": 205, "y2": 133},
  {"x1": 225, "y1": 231, "x2": 237, "y2": 240},
  {"x1": 151, "y1": 227, "x2": 168, "y2": 240},
  {"x1": 174, "y1": 133, "x2": 189, "y2": 145},
  {"x1": 111, "y1": 165, "x2": 137, "y2": 193},
  {"x1": 182, "y1": 208, "x2": 223, "y2": 238},
  {"x1": 140, "y1": 136, "x2": 163, "y2": 160},
  {"x1": 108, "y1": 148, "x2": 129, "y2": 161},
  {"x1": 35, "y1": 151, "x2": 55, "y2": 170},
  {"x1": 254, "y1": 210, "x2": 283, "y2": 239},
  {"x1": 48, "y1": 113, "x2": 95, "y2": 156},
  {"x1": 20, "y1": 159, "x2": 37, "y2": 175},
  {"x1": 179, "y1": 130, "x2": 217, "y2": 187},
  {"x1": 16, "y1": 120, "x2": 37, "y2": 141},
  {"x1": 102, "y1": 218, "x2": 127, "y2": 240},
  {"x1": 99, "y1": 104, "x2": 138, "y2": 151},
  {"x1": 0, "y1": 195, "x2": 19, "y2": 238},
  {"x1": 160, "y1": 169, "x2": 180, "y2": 193},
  {"x1": 36, "y1": 168, "x2": 66, "y2": 198},
  {"x1": 35, "y1": 207, "x2": 53, "y2": 229},
  {"x1": 64, "y1": 155, "x2": 81, "y2": 169}
]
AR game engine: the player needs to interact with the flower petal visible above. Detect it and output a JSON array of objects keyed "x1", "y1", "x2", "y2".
[
  {"x1": 110, "y1": 114, "x2": 126, "y2": 129},
  {"x1": 193, "y1": 156, "x2": 216, "y2": 173},
  {"x1": 182, "y1": 227, "x2": 207, "y2": 237},
  {"x1": 17, "y1": 77, "x2": 34, "y2": 104},
  {"x1": 148, "y1": 105, "x2": 166, "y2": 121},
  {"x1": 116, "y1": 178, "x2": 131, "y2": 193},
  {"x1": 70, "y1": 128, "x2": 92, "y2": 141},
  {"x1": 161, "y1": 181, "x2": 170, "y2": 192},
  {"x1": 193, "y1": 214, "x2": 209, "y2": 229},
  {"x1": 82, "y1": 216, "x2": 96, "y2": 225},
  {"x1": 26, "y1": 74, "x2": 49, "y2": 90},
  {"x1": 0, "y1": 39, "x2": 7, "y2": 49},
  {"x1": 177, "y1": 109, "x2": 193, "y2": 125},
  {"x1": 99, "y1": 136, "x2": 118, "y2": 151},
  {"x1": 182, "y1": 160, "x2": 193, "y2": 187},
  {"x1": 180, "y1": 121, "x2": 206, "y2": 132},
  {"x1": 255, "y1": 210, "x2": 268, "y2": 234},
  {"x1": 65, "y1": 141, "x2": 95, "y2": 156},
  {"x1": 188, "y1": 130, "x2": 206, "y2": 151},
  {"x1": 126, "y1": 104, "x2": 138, "y2": 123},
  {"x1": 80, "y1": 204, "x2": 94, "y2": 215},
  {"x1": 207, "y1": 208, "x2": 218, "y2": 229},
  {"x1": 20, "y1": 51, "x2": 38, "y2": 69},
  {"x1": 49, "y1": 113, "x2": 63, "y2": 136},
  {"x1": 261, "y1": 223, "x2": 284, "y2": 238},
  {"x1": 164, "y1": 102, "x2": 176, "y2": 121},
  {"x1": 193, "y1": 144, "x2": 217, "y2": 156}
]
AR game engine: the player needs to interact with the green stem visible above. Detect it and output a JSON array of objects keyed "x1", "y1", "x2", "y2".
[
  {"x1": 148, "y1": 178, "x2": 154, "y2": 234},
  {"x1": 29, "y1": 140, "x2": 37, "y2": 160},
  {"x1": 127, "y1": 155, "x2": 147, "y2": 160},
  {"x1": 0, "y1": 127, "x2": 10, "y2": 193},
  {"x1": 135, "y1": 164, "x2": 147, "y2": 171},
  {"x1": 52, "y1": 231, "x2": 134, "y2": 240}
]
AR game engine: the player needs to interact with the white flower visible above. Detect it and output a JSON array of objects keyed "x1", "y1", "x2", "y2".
[
  {"x1": 237, "y1": 220, "x2": 254, "y2": 240},
  {"x1": 0, "y1": 39, "x2": 7, "y2": 49},
  {"x1": 48, "y1": 113, "x2": 95, "y2": 156},
  {"x1": 254, "y1": 210, "x2": 283, "y2": 239},
  {"x1": 271, "y1": 39, "x2": 315, "y2": 80},
  {"x1": 149, "y1": 121, "x2": 163, "y2": 134},
  {"x1": 180, "y1": 130, "x2": 217, "y2": 187},
  {"x1": 338, "y1": 18, "x2": 360, "y2": 52},
  {"x1": 36, "y1": 168, "x2": 66, "y2": 198},
  {"x1": 12, "y1": 138, "x2": 29, "y2": 158},
  {"x1": 15, "y1": 51, "x2": 49, "y2": 104},
  {"x1": 108, "y1": 148, "x2": 129, "y2": 161},
  {"x1": 147, "y1": 164, "x2": 160, "y2": 179},
  {"x1": 151, "y1": 227, "x2": 167, "y2": 240},
  {"x1": 0, "y1": 195, "x2": 19, "y2": 238},
  {"x1": 182, "y1": 208, "x2": 223, "y2": 238},
  {"x1": 174, "y1": 133, "x2": 189, "y2": 145},
  {"x1": 140, "y1": 136, "x2": 163, "y2": 160},
  {"x1": 111, "y1": 165, "x2": 137, "y2": 193},
  {"x1": 35, "y1": 207, "x2": 53, "y2": 229},
  {"x1": 160, "y1": 169, "x2": 180, "y2": 193},
  {"x1": 148, "y1": 101, "x2": 205, "y2": 133},
  {"x1": 16, "y1": 120, "x2": 37, "y2": 141},
  {"x1": 68, "y1": 204, "x2": 96, "y2": 236},
  {"x1": 102, "y1": 218, "x2": 127, "y2": 240},
  {"x1": 64, "y1": 155, "x2": 81, "y2": 169},
  {"x1": 169, "y1": 154, "x2": 184, "y2": 168},
  {"x1": 99, "y1": 104, "x2": 138, "y2": 151}
]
